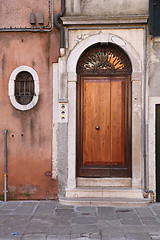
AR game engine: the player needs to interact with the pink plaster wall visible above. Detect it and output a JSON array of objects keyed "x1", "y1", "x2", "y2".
[
  {"x1": 0, "y1": 0, "x2": 60, "y2": 200},
  {"x1": 0, "y1": 0, "x2": 50, "y2": 28}
]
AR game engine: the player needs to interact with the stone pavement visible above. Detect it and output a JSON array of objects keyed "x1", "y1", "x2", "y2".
[{"x1": 1, "y1": 201, "x2": 160, "y2": 240}]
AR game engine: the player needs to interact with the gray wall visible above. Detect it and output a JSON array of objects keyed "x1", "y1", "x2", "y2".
[
  {"x1": 58, "y1": 123, "x2": 68, "y2": 197},
  {"x1": 66, "y1": 0, "x2": 148, "y2": 16},
  {"x1": 149, "y1": 41, "x2": 160, "y2": 97}
]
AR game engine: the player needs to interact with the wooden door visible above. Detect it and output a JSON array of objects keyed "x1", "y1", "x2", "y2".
[{"x1": 77, "y1": 75, "x2": 131, "y2": 177}]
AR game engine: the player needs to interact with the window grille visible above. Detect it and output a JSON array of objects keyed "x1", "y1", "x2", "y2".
[{"x1": 15, "y1": 71, "x2": 34, "y2": 105}]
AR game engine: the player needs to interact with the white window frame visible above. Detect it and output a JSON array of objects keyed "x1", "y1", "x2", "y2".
[{"x1": 9, "y1": 66, "x2": 39, "y2": 111}]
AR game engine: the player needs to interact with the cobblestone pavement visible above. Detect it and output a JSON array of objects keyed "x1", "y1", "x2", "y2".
[{"x1": 1, "y1": 201, "x2": 160, "y2": 240}]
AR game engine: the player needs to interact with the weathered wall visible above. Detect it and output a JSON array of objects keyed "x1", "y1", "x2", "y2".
[
  {"x1": 0, "y1": 0, "x2": 49, "y2": 28},
  {"x1": 0, "y1": 0, "x2": 60, "y2": 200},
  {"x1": 149, "y1": 39, "x2": 160, "y2": 97},
  {"x1": 66, "y1": 0, "x2": 148, "y2": 16},
  {"x1": 147, "y1": 37, "x2": 160, "y2": 192}
]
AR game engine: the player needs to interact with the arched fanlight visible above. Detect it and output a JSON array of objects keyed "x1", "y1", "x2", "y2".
[{"x1": 77, "y1": 43, "x2": 132, "y2": 75}]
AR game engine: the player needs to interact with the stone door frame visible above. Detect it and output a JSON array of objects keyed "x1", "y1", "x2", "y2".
[{"x1": 53, "y1": 32, "x2": 144, "y2": 196}]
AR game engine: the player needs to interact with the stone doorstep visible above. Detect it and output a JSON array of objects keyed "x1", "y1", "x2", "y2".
[
  {"x1": 59, "y1": 197, "x2": 150, "y2": 207},
  {"x1": 65, "y1": 187, "x2": 144, "y2": 199},
  {"x1": 77, "y1": 177, "x2": 132, "y2": 187}
]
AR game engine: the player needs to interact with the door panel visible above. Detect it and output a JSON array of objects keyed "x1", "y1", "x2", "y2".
[
  {"x1": 111, "y1": 79, "x2": 125, "y2": 166},
  {"x1": 83, "y1": 79, "x2": 110, "y2": 165},
  {"x1": 77, "y1": 75, "x2": 131, "y2": 178}
]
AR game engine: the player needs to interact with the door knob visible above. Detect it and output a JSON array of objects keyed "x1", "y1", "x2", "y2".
[{"x1": 95, "y1": 125, "x2": 100, "y2": 130}]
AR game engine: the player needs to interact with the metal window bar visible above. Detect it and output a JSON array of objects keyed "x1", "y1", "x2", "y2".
[{"x1": 15, "y1": 80, "x2": 34, "y2": 97}]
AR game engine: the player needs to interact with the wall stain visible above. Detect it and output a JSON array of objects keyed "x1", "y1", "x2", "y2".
[
  {"x1": 1, "y1": 54, "x2": 6, "y2": 71},
  {"x1": 30, "y1": 118, "x2": 36, "y2": 146},
  {"x1": 47, "y1": 33, "x2": 51, "y2": 71},
  {"x1": 1, "y1": 54, "x2": 6, "y2": 81},
  {"x1": 19, "y1": 184, "x2": 37, "y2": 195},
  {"x1": 32, "y1": 60, "x2": 36, "y2": 68}
]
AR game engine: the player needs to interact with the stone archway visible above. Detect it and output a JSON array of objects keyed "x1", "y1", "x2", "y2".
[{"x1": 66, "y1": 33, "x2": 142, "y2": 191}]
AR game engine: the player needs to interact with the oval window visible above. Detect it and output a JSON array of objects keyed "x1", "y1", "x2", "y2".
[
  {"x1": 9, "y1": 66, "x2": 39, "y2": 111},
  {"x1": 15, "y1": 71, "x2": 34, "y2": 105}
]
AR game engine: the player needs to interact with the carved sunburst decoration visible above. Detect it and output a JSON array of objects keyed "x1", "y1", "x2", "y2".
[{"x1": 77, "y1": 43, "x2": 132, "y2": 74}]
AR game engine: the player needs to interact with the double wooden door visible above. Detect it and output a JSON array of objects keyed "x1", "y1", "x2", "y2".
[{"x1": 77, "y1": 75, "x2": 131, "y2": 177}]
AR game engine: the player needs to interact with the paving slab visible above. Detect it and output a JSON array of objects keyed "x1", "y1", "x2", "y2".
[
  {"x1": 120, "y1": 219, "x2": 142, "y2": 225},
  {"x1": 57, "y1": 205, "x2": 74, "y2": 209},
  {"x1": 121, "y1": 225, "x2": 146, "y2": 233},
  {"x1": 0, "y1": 201, "x2": 20, "y2": 210},
  {"x1": 150, "y1": 205, "x2": 160, "y2": 217},
  {"x1": 25, "y1": 221, "x2": 48, "y2": 234},
  {"x1": 47, "y1": 236, "x2": 71, "y2": 240},
  {"x1": 98, "y1": 207, "x2": 117, "y2": 220},
  {"x1": 107, "y1": 237, "x2": 126, "y2": 240},
  {"x1": 72, "y1": 216, "x2": 97, "y2": 224},
  {"x1": 34, "y1": 202, "x2": 55, "y2": 216},
  {"x1": 98, "y1": 219, "x2": 121, "y2": 229},
  {"x1": 0, "y1": 232, "x2": 23, "y2": 240},
  {"x1": 71, "y1": 232, "x2": 100, "y2": 239},
  {"x1": 9, "y1": 215, "x2": 32, "y2": 220},
  {"x1": 50, "y1": 217, "x2": 71, "y2": 225},
  {"x1": 135, "y1": 207, "x2": 155, "y2": 218},
  {"x1": 0, "y1": 201, "x2": 160, "y2": 239},
  {"x1": 54, "y1": 208, "x2": 74, "y2": 219},
  {"x1": 71, "y1": 238, "x2": 98, "y2": 240},
  {"x1": 48, "y1": 225, "x2": 71, "y2": 235},
  {"x1": 102, "y1": 225, "x2": 125, "y2": 236},
  {"x1": 20, "y1": 202, "x2": 39, "y2": 207},
  {"x1": 149, "y1": 231, "x2": 160, "y2": 240},
  {"x1": 144, "y1": 226, "x2": 160, "y2": 232},
  {"x1": 75, "y1": 206, "x2": 97, "y2": 212},
  {"x1": 141, "y1": 220, "x2": 160, "y2": 225},
  {"x1": 21, "y1": 233, "x2": 47, "y2": 240},
  {"x1": 75, "y1": 206, "x2": 98, "y2": 217},
  {"x1": 0, "y1": 215, "x2": 10, "y2": 223},
  {"x1": 71, "y1": 224, "x2": 100, "y2": 235},
  {"x1": 117, "y1": 212, "x2": 142, "y2": 225},
  {"x1": 0, "y1": 209, "x2": 13, "y2": 215},
  {"x1": 125, "y1": 233, "x2": 151, "y2": 240},
  {"x1": 12, "y1": 205, "x2": 37, "y2": 215},
  {"x1": 150, "y1": 238, "x2": 160, "y2": 240},
  {"x1": 0, "y1": 236, "x2": 22, "y2": 240},
  {"x1": 0, "y1": 219, "x2": 28, "y2": 234}
]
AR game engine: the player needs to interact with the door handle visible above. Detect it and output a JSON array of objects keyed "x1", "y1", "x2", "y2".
[{"x1": 95, "y1": 125, "x2": 100, "y2": 130}]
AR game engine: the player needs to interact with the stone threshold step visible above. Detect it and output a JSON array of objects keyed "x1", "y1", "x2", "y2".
[
  {"x1": 66, "y1": 187, "x2": 144, "y2": 199},
  {"x1": 59, "y1": 197, "x2": 150, "y2": 207},
  {"x1": 77, "y1": 177, "x2": 131, "y2": 187}
]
